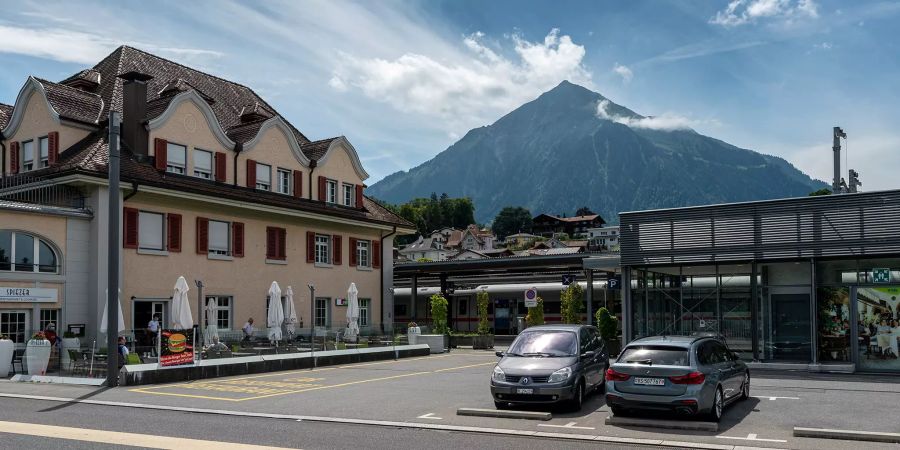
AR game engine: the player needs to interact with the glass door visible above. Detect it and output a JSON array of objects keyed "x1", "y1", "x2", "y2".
[
  {"x1": 0, "y1": 311, "x2": 30, "y2": 348},
  {"x1": 857, "y1": 286, "x2": 900, "y2": 371}
]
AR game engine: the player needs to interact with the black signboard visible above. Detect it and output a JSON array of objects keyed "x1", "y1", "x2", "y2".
[
  {"x1": 159, "y1": 328, "x2": 194, "y2": 367},
  {"x1": 607, "y1": 275, "x2": 622, "y2": 290}
]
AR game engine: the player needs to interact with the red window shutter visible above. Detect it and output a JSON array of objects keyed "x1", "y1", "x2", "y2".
[
  {"x1": 333, "y1": 234, "x2": 342, "y2": 265},
  {"x1": 318, "y1": 176, "x2": 326, "y2": 201},
  {"x1": 47, "y1": 132, "x2": 59, "y2": 165},
  {"x1": 348, "y1": 237, "x2": 357, "y2": 267},
  {"x1": 154, "y1": 138, "x2": 167, "y2": 171},
  {"x1": 279, "y1": 228, "x2": 287, "y2": 260},
  {"x1": 306, "y1": 231, "x2": 315, "y2": 263},
  {"x1": 293, "y1": 170, "x2": 303, "y2": 198},
  {"x1": 196, "y1": 217, "x2": 209, "y2": 254},
  {"x1": 266, "y1": 227, "x2": 276, "y2": 259},
  {"x1": 123, "y1": 207, "x2": 139, "y2": 249},
  {"x1": 214, "y1": 152, "x2": 227, "y2": 183},
  {"x1": 9, "y1": 142, "x2": 19, "y2": 174},
  {"x1": 166, "y1": 213, "x2": 182, "y2": 252},
  {"x1": 355, "y1": 185, "x2": 364, "y2": 208},
  {"x1": 233, "y1": 222, "x2": 245, "y2": 257},
  {"x1": 246, "y1": 159, "x2": 256, "y2": 188},
  {"x1": 373, "y1": 240, "x2": 381, "y2": 269}
]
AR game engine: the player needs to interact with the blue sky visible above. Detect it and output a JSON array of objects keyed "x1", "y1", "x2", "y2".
[{"x1": 1, "y1": 0, "x2": 898, "y2": 190}]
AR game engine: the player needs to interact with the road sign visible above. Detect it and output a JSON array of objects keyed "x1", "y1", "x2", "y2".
[
  {"x1": 524, "y1": 288, "x2": 538, "y2": 307},
  {"x1": 562, "y1": 274, "x2": 575, "y2": 286},
  {"x1": 873, "y1": 268, "x2": 891, "y2": 284},
  {"x1": 607, "y1": 276, "x2": 621, "y2": 290}
]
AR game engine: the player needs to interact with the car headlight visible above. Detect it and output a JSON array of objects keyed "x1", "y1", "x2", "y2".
[
  {"x1": 548, "y1": 367, "x2": 572, "y2": 383},
  {"x1": 492, "y1": 365, "x2": 505, "y2": 382}
]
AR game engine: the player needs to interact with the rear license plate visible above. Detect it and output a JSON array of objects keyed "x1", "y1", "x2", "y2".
[
  {"x1": 516, "y1": 388, "x2": 534, "y2": 394},
  {"x1": 633, "y1": 377, "x2": 665, "y2": 386}
]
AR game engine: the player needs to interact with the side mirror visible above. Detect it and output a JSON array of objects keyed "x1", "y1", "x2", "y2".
[
  {"x1": 581, "y1": 350, "x2": 596, "y2": 360},
  {"x1": 495, "y1": 351, "x2": 505, "y2": 358}
]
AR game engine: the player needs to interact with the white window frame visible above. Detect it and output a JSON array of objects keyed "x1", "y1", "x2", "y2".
[
  {"x1": 256, "y1": 163, "x2": 272, "y2": 191},
  {"x1": 206, "y1": 295, "x2": 232, "y2": 330},
  {"x1": 356, "y1": 239, "x2": 370, "y2": 268},
  {"x1": 38, "y1": 136, "x2": 49, "y2": 168},
  {"x1": 315, "y1": 234, "x2": 331, "y2": 265},
  {"x1": 193, "y1": 149, "x2": 213, "y2": 179},
  {"x1": 39, "y1": 309, "x2": 59, "y2": 331},
  {"x1": 22, "y1": 140, "x2": 34, "y2": 172},
  {"x1": 314, "y1": 297, "x2": 330, "y2": 328},
  {"x1": 0, "y1": 311, "x2": 28, "y2": 344},
  {"x1": 359, "y1": 298, "x2": 370, "y2": 327},
  {"x1": 277, "y1": 168, "x2": 291, "y2": 195},
  {"x1": 208, "y1": 220, "x2": 231, "y2": 256},
  {"x1": 326, "y1": 180, "x2": 337, "y2": 203},
  {"x1": 0, "y1": 231, "x2": 59, "y2": 273},
  {"x1": 343, "y1": 183, "x2": 355, "y2": 207},
  {"x1": 166, "y1": 142, "x2": 187, "y2": 174},
  {"x1": 138, "y1": 211, "x2": 165, "y2": 252}
]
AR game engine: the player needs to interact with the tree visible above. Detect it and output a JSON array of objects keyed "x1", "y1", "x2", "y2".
[
  {"x1": 492, "y1": 206, "x2": 533, "y2": 240},
  {"x1": 575, "y1": 206, "x2": 595, "y2": 216},
  {"x1": 383, "y1": 194, "x2": 476, "y2": 245},
  {"x1": 526, "y1": 297, "x2": 545, "y2": 328},
  {"x1": 429, "y1": 294, "x2": 449, "y2": 335},
  {"x1": 560, "y1": 283, "x2": 584, "y2": 324},
  {"x1": 809, "y1": 188, "x2": 832, "y2": 196},
  {"x1": 595, "y1": 307, "x2": 617, "y2": 340},
  {"x1": 476, "y1": 290, "x2": 491, "y2": 335}
]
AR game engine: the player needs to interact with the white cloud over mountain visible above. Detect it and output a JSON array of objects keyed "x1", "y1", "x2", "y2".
[{"x1": 596, "y1": 99, "x2": 719, "y2": 131}]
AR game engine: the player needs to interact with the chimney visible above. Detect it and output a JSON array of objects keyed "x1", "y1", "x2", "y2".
[{"x1": 117, "y1": 71, "x2": 154, "y2": 160}]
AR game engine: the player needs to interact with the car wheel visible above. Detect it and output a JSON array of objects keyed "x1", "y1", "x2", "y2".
[
  {"x1": 740, "y1": 372, "x2": 750, "y2": 400},
  {"x1": 709, "y1": 387, "x2": 724, "y2": 422},
  {"x1": 494, "y1": 400, "x2": 509, "y2": 410},
  {"x1": 569, "y1": 381, "x2": 584, "y2": 412}
]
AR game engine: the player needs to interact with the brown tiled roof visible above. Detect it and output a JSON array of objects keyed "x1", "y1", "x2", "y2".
[
  {"x1": 557, "y1": 214, "x2": 600, "y2": 222},
  {"x1": 0, "y1": 103, "x2": 12, "y2": 129},
  {"x1": 34, "y1": 78, "x2": 104, "y2": 125},
  {"x1": 61, "y1": 69, "x2": 101, "y2": 86},
  {"x1": 300, "y1": 137, "x2": 340, "y2": 161},
  {"x1": 226, "y1": 118, "x2": 269, "y2": 144},
  {"x1": 28, "y1": 129, "x2": 411, "y2": 228},
  {"x1": 76, "y1": 46, "x2": 329, "y2": 159}
]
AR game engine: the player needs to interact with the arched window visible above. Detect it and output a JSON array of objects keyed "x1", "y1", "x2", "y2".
[{"x1": 0, "y1": 231, "x2": 60, "y2": 273}]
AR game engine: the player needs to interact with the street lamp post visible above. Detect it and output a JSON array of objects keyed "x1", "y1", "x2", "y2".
[
  {"x1": 308, "y1": 284, "x2": 315, "y2": 368},
  {"x1": 196, "y1": 280, "x2": 204, "y2": 349}
]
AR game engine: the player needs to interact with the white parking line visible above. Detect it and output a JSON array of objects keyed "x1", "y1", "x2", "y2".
[
  {"x1": 417, "y1": 413, "x2": 443, "y2": 420},
  {"x1": 537, "y1": 421, "x2": 596, "y2": 430},
  {"x1": 716, "y1": 433, "x2": 787, "y2": 443},
  {"x1": 752, "y1": 396, "x2": 800, "y2": 401}
]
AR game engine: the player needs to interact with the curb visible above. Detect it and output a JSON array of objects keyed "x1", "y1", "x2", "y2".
[
  {"x1": 605, "y1": 415, "x2": 719, "y2": 432},
  {"x1": 457, "y1": 408, "x2": 551, "y2": 421},
  {"x1": 794, "y1": 427, "x2": 900, "y2": 444}
]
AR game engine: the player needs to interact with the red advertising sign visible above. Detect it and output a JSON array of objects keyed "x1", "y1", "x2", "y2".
[{"x1": 159, "y1": 329, "x2": 195, "y2": 367}]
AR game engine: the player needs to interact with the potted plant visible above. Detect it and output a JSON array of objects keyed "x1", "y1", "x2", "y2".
[
  {"x1": 526, "y1": 296, "x2": 545, "y2": 328},
  {"x1": 407, "y1": 321, "x2": 421, "y2": 345},
  {"x1": 0, "y1": 334, "x2": 13, "y2": 377},
  {"x1": 560, "y1": 283, "x2": 584, "y2": 324},
  {"x1": 595, "y1": 307, "x2": 620, "y2": 357},
  {"x1": 61, "y1": 331, "x2": 81, "y2": 367},
  {"x1": 417, "y1": 295, "x2": 448, "y2": 353},
  {"x1": 473, "y1": 290, "x2": 494, "y2": 349},
  {"x1": 26, "y1": 331, "x2": 52, "y2": 376}
]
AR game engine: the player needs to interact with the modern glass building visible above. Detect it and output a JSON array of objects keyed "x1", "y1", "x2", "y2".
[{"x1": 619, "y1": 189, "x2": 900, "y2": 373}]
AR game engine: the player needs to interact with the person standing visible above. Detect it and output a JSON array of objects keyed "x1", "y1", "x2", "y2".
[
  {"x1": 147, "y1": 315, "x2": 160, "y2": 356},
  {"x1": 242, "y1": 318, "x2": 255, "y2": 344},
  {"x1": 117, "y1": 336, "x2": 130, "y2": 369}
]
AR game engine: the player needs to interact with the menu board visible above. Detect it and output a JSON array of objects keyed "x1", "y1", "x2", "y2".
[{"x1": 159, "y1": 329, "x2": 194, "y2": 367}]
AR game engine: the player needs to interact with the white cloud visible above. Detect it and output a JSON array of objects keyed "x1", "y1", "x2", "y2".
[
  {"x1": 613, "y1": 63, "x2": 633, "y2": 83},
  {"x1": 710, "y1": 0, "x2": 819, "y2": 27},
  {"x1": 596, "y1": 99, "x2": 719, "y2": 131},
  {"x1": 786, "y1": 133, "x2": 900, "y2": 191},
  {"x1": 813, "y1": 42, "x2": 833, "y2": 50},
  {"x1": 329, "y1": 28, "x2": 592, "y2": 131}
]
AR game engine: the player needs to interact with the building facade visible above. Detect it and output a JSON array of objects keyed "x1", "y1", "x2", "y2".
[
  {"x1": 0, "y1": 46, "x2": 413, "y2": 347},
  {"x1": 587, "y1": 225, "x2": 619, "y2": 251},
  {"x1": 532, "y1": 213, "x2": 606, "y2": 238},
  {"x1": 619, "y1": 190, "x2": 900, "y2": 373}
]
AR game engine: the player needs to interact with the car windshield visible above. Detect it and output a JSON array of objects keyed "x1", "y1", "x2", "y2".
[
  {"x1": 618, "y1": 345, "x2": 689, "y2": 366},
  {"x1": 507, "y1": 330, "x2": 577, "y2": 357}
]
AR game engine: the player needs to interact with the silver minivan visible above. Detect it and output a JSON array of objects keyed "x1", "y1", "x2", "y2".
[{"x1": 491, "y1": 325, "x2": 609, "y2": 411}]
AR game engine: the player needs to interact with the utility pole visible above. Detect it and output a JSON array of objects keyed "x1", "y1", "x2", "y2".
[
  {"x1": 848, "y1": 169, "x2": 862, "y2": 193},
  {"x1": 106, "y1": 112, "x2": 120, "y2": 387},
  {"x1": 832, "y1": 126, "x2": 847, "y2": 194}
]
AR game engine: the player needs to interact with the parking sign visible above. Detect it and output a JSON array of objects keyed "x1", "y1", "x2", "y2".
[{"x1": 524, "y1": 288, "x2": 538, "y2": 307}]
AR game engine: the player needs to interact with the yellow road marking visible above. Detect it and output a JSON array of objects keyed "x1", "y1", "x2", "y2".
[
  {"x1": 0, "y1": 420, "x2": 296, "y2": 449},
  {"x1": 336, "y1": 354, "x2": 453, "y2": 369},
  {"x1": 433, "y1": 362, "x2": 496, "y2": 372}
]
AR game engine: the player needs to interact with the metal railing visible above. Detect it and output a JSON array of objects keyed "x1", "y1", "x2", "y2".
[{"x1": 0, "y1": 173, "x2": 88, "y2": 210}]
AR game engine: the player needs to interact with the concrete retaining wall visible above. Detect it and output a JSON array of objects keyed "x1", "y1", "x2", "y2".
[{"x1": 120, "y1": 344, "x2": 430, "y2": 386}]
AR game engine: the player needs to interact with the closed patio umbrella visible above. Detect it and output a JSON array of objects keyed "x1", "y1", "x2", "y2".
[
  {"x1": 100, "y1": 289, "x2": 125, "y2": 334},
  {"x1": 205, "y1": 297, "x2": 219, "y2": 346},
  {"x1": 284, "y1": 286, "x2": 298, "y2": 339},
  {"x1": 171, "y1": 276, "x2": 193, "y2": 329},
  {"x1": 346, "y1": 283, "x2": 360, "y2": 342},
  {"x1": 267, "y1": 281, "x2": 284, "y2": 343}
]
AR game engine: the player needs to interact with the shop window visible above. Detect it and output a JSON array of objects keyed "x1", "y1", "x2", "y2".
[
  {"x1": 0, "y1": 231, "x2": 60, "y2": 273},
  {"x1": 817, "y1": 287, "x2": 851, "y2": 362},
  {"x1": 0, "y1": 312, "x2": 27, "y2": 344},
  {"x1": 40, "y1": 309, "x2": 59, "y2": 332}
]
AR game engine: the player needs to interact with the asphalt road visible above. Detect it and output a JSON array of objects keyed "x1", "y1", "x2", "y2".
[{"x1": 1, "y1": 350, "x2": 899, "y2": 450}]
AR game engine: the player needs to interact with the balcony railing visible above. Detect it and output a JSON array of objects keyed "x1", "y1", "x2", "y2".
[{"x1": 0, "y1": 173, "x2": 88, "y2": 210}]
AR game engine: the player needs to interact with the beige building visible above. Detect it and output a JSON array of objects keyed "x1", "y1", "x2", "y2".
[{"x1": 0, "y1": 46, "x2": 413, "y2": 347}]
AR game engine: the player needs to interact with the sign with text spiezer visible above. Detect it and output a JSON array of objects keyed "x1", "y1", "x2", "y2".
[{"x1": 0, "y1": 287, "x2": 58, "y2": 303}]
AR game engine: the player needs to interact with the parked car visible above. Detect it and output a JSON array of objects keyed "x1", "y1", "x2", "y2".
[
  {"x1": 491, "y1": 324, "x2": 609, "y2": 411},
  {"x1": 605, "y1": 335, "x2": 749, "y2": 422}
]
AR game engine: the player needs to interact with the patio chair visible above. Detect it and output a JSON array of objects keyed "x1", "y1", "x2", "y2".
[
  {"x1": 67, "y1": 349, "x2": 87, "y2": 375},
  {"x1": 125, "y1": 353, "x2": 142, "y2": 365},
  {"x1": 11, "y1": 349, "x2": 25, "y2": 375}
]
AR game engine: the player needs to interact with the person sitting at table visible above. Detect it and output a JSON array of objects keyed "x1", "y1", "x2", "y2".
[
  {"x1": 242, "y1": 318, "x2": 255, "y2": 343},
  {"x1": 208, "y1": 336, "x2": 229, "y2": 352},
  {"x1": 117, "y1": 336, "x2": 129, "y2": 369}
]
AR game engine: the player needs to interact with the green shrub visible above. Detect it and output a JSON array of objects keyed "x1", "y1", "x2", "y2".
[
  {"x1": 430, "y1": 294, "x2": 449, "y2": 335},
  {"x1": 476, "y1": 290, "x2": 491, "y2": 335},
  {"x1": 560, "y1": 283, "x2": 584, "y2": 324},
  {"x1": 595, "y1": 307, "x2": 618, "y2": 340},
  {"x1": 526, "y1": 297, "x2": 545, "y2": 327},
  {"x1": 63, "y1": 331, "x2": 76, "y2": 339}
]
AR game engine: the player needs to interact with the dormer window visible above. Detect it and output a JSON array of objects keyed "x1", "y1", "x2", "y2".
[
  {"x1": 166, "y1": 143, "x2": 186, "y2": 174},
  {"x1": 38, "y1": 137, "x2": 49, "y2": 168},
  {"x1": 193, "y1": 149, "x2": 212, "y2": 179},
  {"x1": 343, "y1": 183, "x2": 355, "y2": 207},
  {"x1": 277, "y1": 168, "x2": 291, "y2": 195},
  {"x1": 22, "y1": 140, "x2": 34, "y2": 172},
  {"x1": 326, "y1": 179, "x2": 337, "y2": 203},
  {"x1": 256, "y1": 163, "x2": 272, "y2": 191}
]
